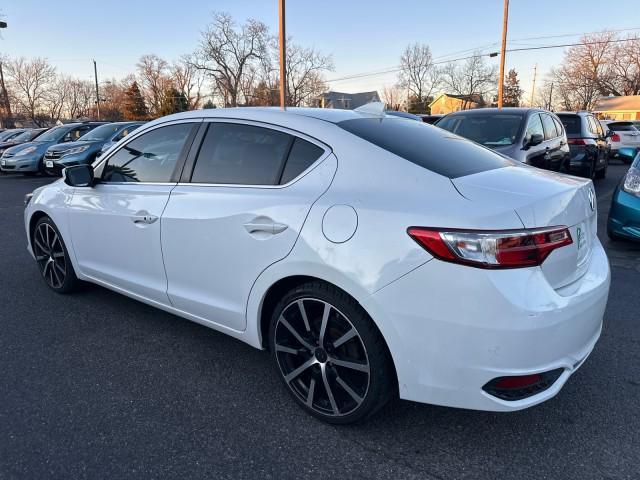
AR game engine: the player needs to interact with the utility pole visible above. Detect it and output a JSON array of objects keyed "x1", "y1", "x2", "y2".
[
  {"x1": 548, "y1": 82, "x2": 554, "y2": 110},
  {"x1": 0, "y1": 62, "x2": 13, "y2": 128},
  {"x1": 0, "y1": 21, "x2": 12, "y2": 128},
  {"x1": 93, "y1": 59, "x2": 101, "y2": 119},
  {"x1": 497, "y1": 0, "x2": 509, "y2": 109},
  {"x1": 529, "y1": 63, "x2": 538, "y2": 107},
  {"x1": 278, "y1": 0, "x2": 287, "y2": 110}
]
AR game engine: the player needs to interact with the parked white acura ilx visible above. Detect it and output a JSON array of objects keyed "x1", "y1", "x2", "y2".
[{"x1": 23, "y1": 105, "x2": 610, "y2": 424}]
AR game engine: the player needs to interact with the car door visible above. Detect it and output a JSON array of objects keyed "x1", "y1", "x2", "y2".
[
  {"x1": 540, "y1": 113, "x2": 563, "y2": 170},
  {"x1": 552, "y1": 115, "x2": 570, "y2": 170},
  {"x1": 67, "y1": 121, "x2": 198, "y2": 304},
  {"x1": 588, "y1": 116, "x2": 607, "y2": 169},
  {"x1": 522, "y1": 113, "x2": 547, "y2": 167},
  {"x1": 161, "y1": 120, "x2": 337, "y2": 331}
]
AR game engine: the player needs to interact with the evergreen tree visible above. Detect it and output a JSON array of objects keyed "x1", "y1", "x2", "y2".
[
  {"x1": 503, "y1": 69, "x2": 523, "y2": 107},
  {"x1": 122, "y1": 82, "x2": 149, "y2": 120},
  {"x1": 202, "y1": 99, "x2": 216, "y2": 109},
  {"x1": 159, "y1": 87, "x2": 189, "y2": 116}
]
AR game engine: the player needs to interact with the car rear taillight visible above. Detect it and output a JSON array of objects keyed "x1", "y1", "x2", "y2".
[
  {"x1": 407, "y1": 226, "x2": 573, "y2": 269},
  {"x1": 611, "y1": 133, "x2": 621, "y2": 142},
  {"x1": 567, "y1": 138, "x2": 586, "y2": 145}
]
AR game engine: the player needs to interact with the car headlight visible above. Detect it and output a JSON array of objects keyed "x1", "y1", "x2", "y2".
[
  {"x1": 15, "y1": 146, "x2": 37, "y2": 156},
  {"x1": 61, "y1": 145, "x2": 90, "y2": 156},
  {"x1": 622, "y1": 167, "x2": 640, "y2": 197}
]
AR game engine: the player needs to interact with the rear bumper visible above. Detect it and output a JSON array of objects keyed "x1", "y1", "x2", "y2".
[
  {"x1": 608, "y1": 188, "x2": 640, "y2": 240},
  {"x1": 363, "y1": 239, "x2": 610, "y2": 412}
]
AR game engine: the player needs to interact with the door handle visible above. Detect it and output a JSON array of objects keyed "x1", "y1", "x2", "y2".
[
  {"x1": 243, "y1": 219, "x2": 288, "y2": 235},
  {"x1": 131, "y1": 211, "x2": 158, "y2": 225}
]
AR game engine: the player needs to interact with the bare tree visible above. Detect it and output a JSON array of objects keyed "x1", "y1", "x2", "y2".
[
  {"x1": 65, "y1": 79, "x2": 94, "y2": 119},
  {"x1": 603, "y1": 34, "x2": 640, "y2": 96},
  {"x1": 381, "y1": 85, "x2": 403, "y2": 110},
  {"x1": 5, "y1": 57, "x2": 56, "y2": 125},
  {"x1": 285, "y1": 40, "x2": 333, "y2": 107},
  {"x1": 398, "y1": 43, "x2": 440, "y2": 111},
  {"x1": 442, "y1": 53, "x2": 497, "y2": 108},
  {"x1": 191, "y1": 12, "x2": 268, "y2": 107},
  {"x1": 136, "y1": 54, "x2": 170, "y2": 115},
  {"x1": 171, "y1": 55, "x2": 205, "y2": 109},
  {"x1": 43, "y1": 76, "x2": 71, "y2": 123}
]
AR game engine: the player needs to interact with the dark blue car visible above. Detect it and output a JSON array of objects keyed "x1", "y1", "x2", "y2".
[
  {"x1": 44, "y1": 122, "x2": 144, "y2": 175},
  {"x1": 608, "y1": 147, "x2": 640, "y2": 242}
]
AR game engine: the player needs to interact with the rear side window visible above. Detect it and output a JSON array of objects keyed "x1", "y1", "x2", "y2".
[
  {"x1": 102, "y1": 123, "x2": 193, "y2": 183},
  {"x1": 557, "y1": 115, "x2": 581, "y2": 135},
  {"x1": 587, "y1": 116, "x2": 600, "y2": 136},
  {"x1": 338, "y1": 117, "x2": 513, "y2": 179},
  {"x1": 607, "y1": 122, "x2": 637, "y2": 132},
  {"x1": 553, "y1": 117, "x2": 564, "y2": 136},
  {"x1": 280, "y1": 138, "x2": 324, "y2": 184},
  {"x1": 541, "y1": 114, "x2": 558, "y2": 140},
  {"x1": 191, "y1": 123, "x2": 292, "y2": 185}
]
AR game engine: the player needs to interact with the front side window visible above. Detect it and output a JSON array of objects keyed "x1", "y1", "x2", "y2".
[
  {"x1": 191, "y1": 123, "x2": 292, "y2": 185},
  {"x1": 102, "y1": 123, "x2": 193, "y2": 183},
  {"x1": 524, "y1": 114, "x2": 544, "y2": 142},
  {"x1": 541, "y1": 114, "x2": 557, "y2": 140}
]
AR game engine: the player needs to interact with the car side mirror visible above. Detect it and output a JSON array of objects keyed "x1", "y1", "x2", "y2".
[
  {"x1": 63, "y1": 164, "x2": 94, "y2": 187},
  {"x1": 618, "y1": 147, "x2": 638, "y2": 162},
  {"x1": 524, "y1": 133, "x2": 543, "y2": 149}
]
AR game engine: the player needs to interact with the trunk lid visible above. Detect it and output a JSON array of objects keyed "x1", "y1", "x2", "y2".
[{"x1": 452, "y1": 165, "x2": 597, "y2": 289}]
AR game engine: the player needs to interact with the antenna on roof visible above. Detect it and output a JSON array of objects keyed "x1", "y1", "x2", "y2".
[{"x1": 354, "y1": 101, "x2": 385, "y2": 117}]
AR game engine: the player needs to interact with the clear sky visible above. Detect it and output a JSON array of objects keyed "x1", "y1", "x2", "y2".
[{"x1": 2, "y1": 0, "x2": 639, "y2": 102}]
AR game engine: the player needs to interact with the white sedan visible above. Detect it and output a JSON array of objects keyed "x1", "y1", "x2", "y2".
[{"x1": 23, "y1": 106, "x2": 610, "y2": 424}]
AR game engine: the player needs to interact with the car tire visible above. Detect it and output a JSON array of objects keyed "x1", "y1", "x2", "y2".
[
  {"x1": 269, "y1": 281, "x2": 395, "y2": 424},
  {"x1": 32, "y1": 216, "x2": 79, "y2": 293}
]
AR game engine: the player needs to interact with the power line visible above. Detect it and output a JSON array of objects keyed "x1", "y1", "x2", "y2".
[{"x1": 327, "y1": 36, "x2": 640, "y2": 84}]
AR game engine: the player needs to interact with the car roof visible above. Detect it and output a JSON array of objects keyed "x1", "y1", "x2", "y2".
[
  {"x1": 151, "y1": 106, "x2": 393, "y2": 128},
  {"x1": 555, "y1": 111, "x2": 593, "y2": 117},
  {"x1": 443, "y1": 107, "x2": 546, "y2": 116}
]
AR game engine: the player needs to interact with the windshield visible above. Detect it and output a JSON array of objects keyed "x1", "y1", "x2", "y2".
[
  {"x1": 78, "y1": 123, "x2": 121, "y2": 142},
  {"x1": 36, "y1": 125, "x2": 70, "y2": 142},
  {"x1": 11, "y1": 130, "x2": 41, "y2": 143},
  {"x1": 437, "y1": 114, "x2": 524, "y2": 146},
  {"x1": 0, "y1": 130, "x2": 23, "y2": 142},
  {"x1": 606, "y1": 122, "x2": 638, "y2": 132},
  {"x1": 338, "y1": 117, "x2": 513, "y2": 179}
]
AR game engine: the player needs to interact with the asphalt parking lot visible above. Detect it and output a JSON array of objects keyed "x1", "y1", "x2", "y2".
[{"x1": 1, "y1": 165, "x2": 639, "y2": 480}]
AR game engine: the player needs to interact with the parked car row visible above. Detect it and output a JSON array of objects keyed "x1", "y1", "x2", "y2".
[
  {"x1": 435, "y1": 108, "x2": 610, "y2": 179},
  {"x1": 0, "y1": 121, "x2": 145, "y2": 176}
]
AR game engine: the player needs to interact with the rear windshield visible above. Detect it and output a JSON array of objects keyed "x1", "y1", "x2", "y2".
[
  {"x1": 436, "y1": 113, "x2": 524, "y2": 146},
  {"x1": 556, "y1": 115, "x2": 581, "y2": 135},
  {"x1": 337, "y1": 117, "x2": 513, "y2": 179},
  {"x1": 606, "y1": 122, "x2": 638, "y2": 132}
]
